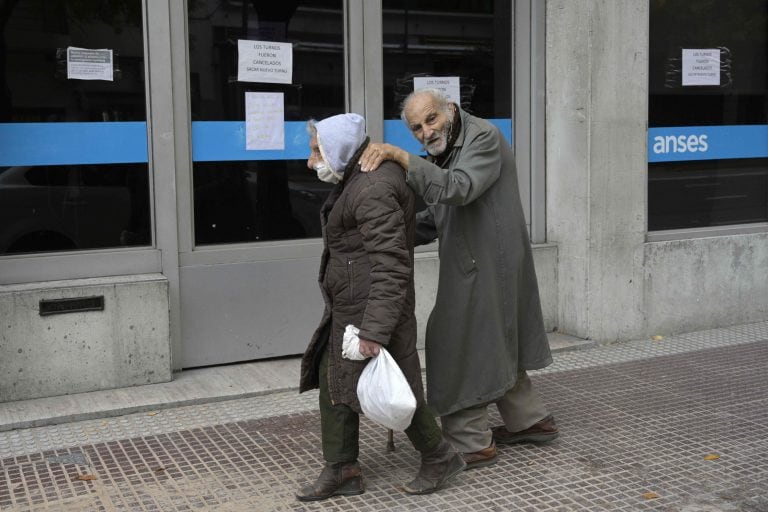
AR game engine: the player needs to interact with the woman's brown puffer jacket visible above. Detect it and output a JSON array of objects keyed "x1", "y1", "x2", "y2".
[{"x1": 299, "y1": 149, "x2": 423, "y2": 413}]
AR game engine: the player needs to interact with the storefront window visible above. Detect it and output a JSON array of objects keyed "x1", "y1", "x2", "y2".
[
  {"x1": 0, "y1": 0, "x2": 150, "y2": 254},
  {"x1": 188, "y1": 1, "x2": 344, "y2": 246},
  {"x1": 648, "y1": 0, "x2": 768, "y2": 230},
  {"x1": 381, "y1": 0, "x2": 512, "y2": 154}
]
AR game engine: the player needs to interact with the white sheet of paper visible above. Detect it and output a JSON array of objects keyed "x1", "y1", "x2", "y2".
[
  {"x1": 245, "y1": 92, "x2": 284, "y2": 151},
  {"x1": 413, "y1": 76, "x2": 461, "y2": 104},
  {"x1": 67, "y1": 47, "x2": 113, "y2": 81},
  {"x1": 238, "y1": 40, "x2": 293, "y2": 84},
  {"x1": 682, "y1": 49, "x2": 720, "y2": 86}
]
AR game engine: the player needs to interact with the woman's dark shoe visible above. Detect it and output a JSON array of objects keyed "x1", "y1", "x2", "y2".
[
  {"x1": 296, "y1": 461, "x2": 364, "y2": 502},
  {"x1": 402, "y1": 440, "x2": 466, "y2": 495}
]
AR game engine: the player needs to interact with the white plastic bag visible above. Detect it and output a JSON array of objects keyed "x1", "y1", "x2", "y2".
[
  {"x1": 342, "y1": 325, "x2": 366, "y2": 361},
  {"x1": 356, "y1": 347, "x2": 417, "y2": 431}
]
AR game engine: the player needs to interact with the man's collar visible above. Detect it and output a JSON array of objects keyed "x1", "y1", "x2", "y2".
[{"x1": 446, "y1": 105, "x2": 462, "y2": 150}]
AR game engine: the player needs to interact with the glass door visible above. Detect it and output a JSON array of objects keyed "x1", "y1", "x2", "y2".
[
  {"x1": 188, "y1": 1, "x2": 345, "y2": 246},
  {"x1": 0, "y1": 0, "x2": 151, "y2": 258},
  {"x1": 176, "y1": 0, "x2": 533, "y2": 368},
  {"x1": 180, "y1": 0, "x2": 346, "y2": 367},
  {"x1": 372, "y1": 1, "x2": 541, "y2": 238},
  {"x1": 380, "y1": 1, "x2": 513, "y2": 158}
]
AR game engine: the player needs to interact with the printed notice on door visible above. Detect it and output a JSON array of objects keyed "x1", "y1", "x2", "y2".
[
  {"x1": 238, "y1": 40, "x2": 293, "y2": 84},
  {"x1": 245, "y1": 92, "x2": 284, "y2": 150},
  {"x1": 67, "y1": 47, "x2": 113, "y2": 81},
  {"x1": 413, "y1": 76, "x2": 461, "y2": 104},
  {"x1": 682, "y1": 49, "x2": 720, "y2": 86}
]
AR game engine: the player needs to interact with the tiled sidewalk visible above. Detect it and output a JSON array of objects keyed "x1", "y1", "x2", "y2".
[{"x1": 1, "y1": 323, "x2": 767, "y2": 511}]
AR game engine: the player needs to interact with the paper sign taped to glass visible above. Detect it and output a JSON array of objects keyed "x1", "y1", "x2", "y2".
[
  {"x1": 67, "y1": 47, "x2": 113, "y2": 81},
  {"x1": 245, "y1": 92, "x2": 285, "y2": 151}
]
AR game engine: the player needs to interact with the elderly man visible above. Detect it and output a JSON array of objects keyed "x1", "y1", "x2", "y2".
[
  {"x1": 296, "y1": 113, "x2": 464, "y2": 502},
  {"x1": 359, "y1": 89, "x2": 558, "y2": 469}
]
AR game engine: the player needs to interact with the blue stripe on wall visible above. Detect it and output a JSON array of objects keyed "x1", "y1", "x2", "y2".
[
  {"x1": 0, "y1": 122, "x2": 148, "y2": 166},
  {"x1": 192, "y1": 121, "x2": 310, "y2": 161},
  {"x1": 4, "y1": 121, "x2": 765, "y2": 167},
  {"x1": 1, "y1": 118, "x2": 514, "y2": 167},
  {"x1": 648, "y1": 125, "x2": 768, "y2": 163}
]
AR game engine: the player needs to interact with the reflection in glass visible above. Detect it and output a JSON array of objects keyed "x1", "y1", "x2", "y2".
[
  {"x1": 0, "y1": 0, "x2": 150, "y2": 254},
  {"x1": 380, "y1": 0, "x2": 511, "y2": 214},
  {"x1": 0, "y1": 164, "x2": 150, "y2": 252},
  {"x1": 188, "y1": 1, "x2": 344, "y2": 246},
  {"x1": 648, "y1": 0, "x2": 768, "y2": 230},
  {"x1": 382, "y1": 0, "x2": 511, "y2": 120}
]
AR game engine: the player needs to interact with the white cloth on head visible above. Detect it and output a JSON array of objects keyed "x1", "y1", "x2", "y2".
[{"x1": 315, "y1": 113, "x2": 367, "y2": 175}]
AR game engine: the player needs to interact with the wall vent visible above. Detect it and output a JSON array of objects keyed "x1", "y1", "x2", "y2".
[{"x1": 39, "y1": 296, "x2": 105, "y2": 316}]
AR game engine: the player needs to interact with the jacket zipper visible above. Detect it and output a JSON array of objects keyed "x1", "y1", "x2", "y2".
[
  {"x1": 326, "y1": 344, "x2": 336, "y2": 406},
  {"x1": 347, "y1": 259, "x2": 355, "y2": 302}
]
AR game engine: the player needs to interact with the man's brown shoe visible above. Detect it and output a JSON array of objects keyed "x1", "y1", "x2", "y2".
[
  {"x1": 492, "y1": 414, "x2": 559, "y2": 445},
  {"x1": 462, "y1": 441, "x2": 498, "y2": 470},
  {"x1": 296, "y1": 461, "x2": 364, "y2": 502}
]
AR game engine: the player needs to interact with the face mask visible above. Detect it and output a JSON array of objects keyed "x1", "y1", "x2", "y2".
[{"x1": 314, "y1": 161, "x2": 341, "y2": 184}]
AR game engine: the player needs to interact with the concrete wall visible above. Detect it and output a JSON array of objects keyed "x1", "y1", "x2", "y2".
[
  {"x1": 644, "y1": 233, "x2": 768, "y2": 335},
  {"x1": 414, "y1": 243, "x2": 558, "y2": 348},
  {"x1": 0, "y1": 274, "x2": 171, "y2": 402},
  {"x1": 546, "y1": 0, "x2": 648, "y2": 342},
  {"x1": 546, "y1": 0, "x2": 768, "y2": 341}
]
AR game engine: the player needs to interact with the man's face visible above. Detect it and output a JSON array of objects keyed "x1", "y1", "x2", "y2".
[{"x1": 404, "y1": 94, "x2": 454, "y2": 156}]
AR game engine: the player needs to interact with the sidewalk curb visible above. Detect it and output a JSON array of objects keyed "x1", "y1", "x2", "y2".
[
  {"x1": 0, "y1": 335, "x2": 594, "y2": 433},
  {"x1": 0, "y1": 387, "x2": 300, "y2": 433}
]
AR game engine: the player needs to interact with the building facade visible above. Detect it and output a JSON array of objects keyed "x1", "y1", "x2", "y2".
[{"x1": 1, "y1": 0, "x2": 766, "y2": 401}]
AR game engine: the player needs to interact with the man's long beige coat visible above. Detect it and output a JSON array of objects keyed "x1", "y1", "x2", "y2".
[{"x1": 407, "y1": 107, "x2": 552, "y2": 417}]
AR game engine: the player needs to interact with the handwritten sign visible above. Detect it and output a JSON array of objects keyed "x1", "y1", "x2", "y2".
[
  {"x1": 245, "y1": 92, "x2": 284, "y2": 150},
  {"x1": 67, "y1": 47, "x2": 113, "y2": 81},
  {"x1": 238, "y1": 40, "x2": 292, "y2": 84},
  {"x1": 413, "y1": 76, "x2": 461, "y2": 104},
  {"x1": 682, "y1": 49, "x2": 720, "y2": 86}
]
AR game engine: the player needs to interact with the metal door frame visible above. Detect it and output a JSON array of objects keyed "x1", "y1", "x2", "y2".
[
  {"x1": 515, "y1": 0, "x2": 547, "y2": 243},
  {"x1": 0, "y1": 0, "x2": 163, "y2": 286}
]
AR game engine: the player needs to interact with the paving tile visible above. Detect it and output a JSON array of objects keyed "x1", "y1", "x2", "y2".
[
  {"x1": 2, "y1": 337, "x2": 768, "y2": 510},
  {"x1": 725, "y1": 321, "x2": 768, "y2": 341}
]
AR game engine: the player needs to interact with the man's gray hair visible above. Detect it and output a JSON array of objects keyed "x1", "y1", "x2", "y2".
[{"x1": 399, "y1": 88, "x2": 452, "y2": 124}]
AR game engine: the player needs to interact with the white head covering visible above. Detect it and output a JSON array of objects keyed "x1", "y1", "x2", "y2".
[{"x1": 315, "y1": 113, "x2": 367, "y2": 175}]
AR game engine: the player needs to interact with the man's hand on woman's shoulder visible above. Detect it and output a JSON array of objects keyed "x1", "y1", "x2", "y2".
[{"x1": 360, "y1": 143, "x2": 409, "y2": 173}]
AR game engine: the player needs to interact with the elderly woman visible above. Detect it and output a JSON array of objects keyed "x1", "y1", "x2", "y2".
[{"x1": 296, "y1": 113, "x2": 464, "y2": 502}]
